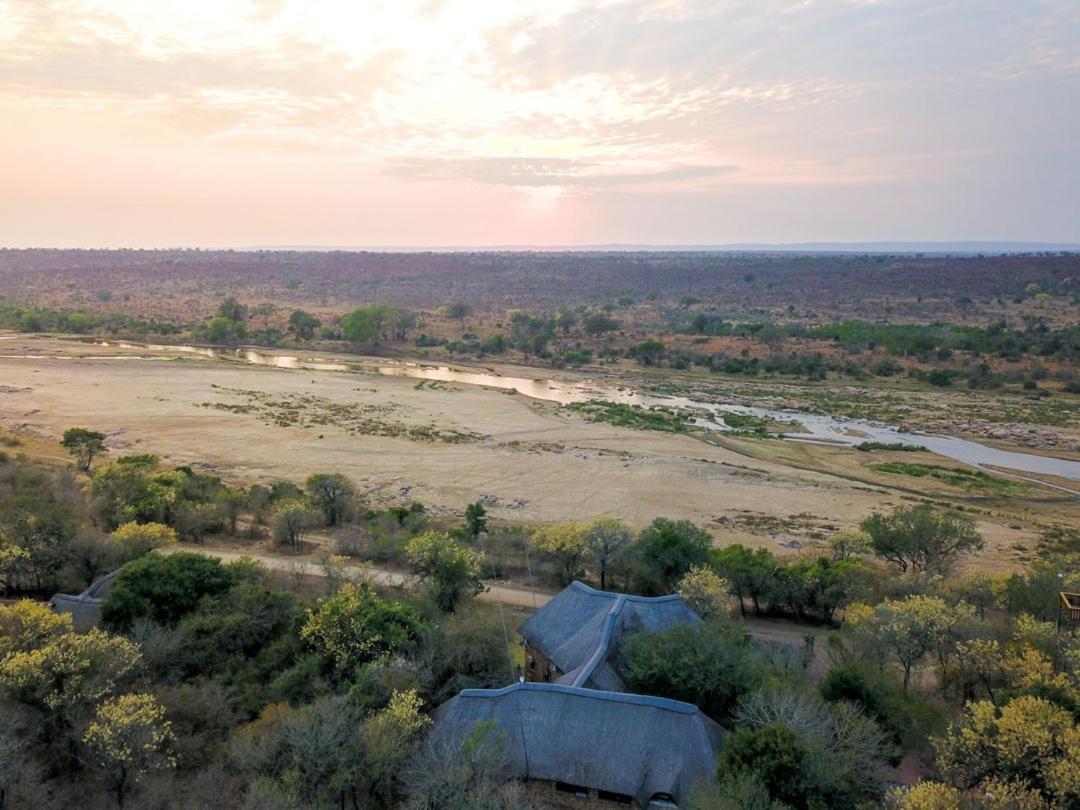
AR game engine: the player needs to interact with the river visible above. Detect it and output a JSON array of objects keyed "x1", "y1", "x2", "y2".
[{"x1": 74, "y1": 341, "x2": 1080, "y2": 484}]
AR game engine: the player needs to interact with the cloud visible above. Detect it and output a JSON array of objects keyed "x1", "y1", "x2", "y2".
[{"x1": 385, "y1": 156, "x2": 738, "y2": 189}]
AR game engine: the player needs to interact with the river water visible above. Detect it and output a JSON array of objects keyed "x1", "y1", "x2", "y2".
[{"x1": 72, "y1": 341, "x2": 1080, "y2": 483}]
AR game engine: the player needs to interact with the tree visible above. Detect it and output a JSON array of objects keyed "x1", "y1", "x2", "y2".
[
  {"x1": 341, "y1": 304, "x2": 411, "y2": 345},
  {"x1": 718, "y1": 725, "x2": 808, "y2": 808},
  {"x1": 360, "y1": 689, "x2": 431, "y2": 801},
  {"x1": 305, "y1": 473, "x2": 356, "y2": 527},
  {"x1": 464, "y1": 501, "x2": 488, "y2": 539},
  {"x1": 206, "y1": 316, "x2": 244, "y2": 345},
  {"x1": 300, "y1": 582, "x2": 424, "y2": 674},
  {"x1": 444, "y1": 302, "x2": 472, "y2": 323},
  {"x1": 0, "y1": 628, "x2": 140, "y2": 718},
  {"x1": 847, "y1": 596, "x2": 966, "y2": 691},
  {"x1": 173, "y1": 501, "x2": 223, "y2": 544},
  {"x1": 629, "y1": 339, "x2": 666, "y2": 366},
  {"x1": 862, "y1": 505, "x2": 983, "y2": 575},
  {"x1": 583, "y1": 518, "x2": 632, "y2": 590},
  {"x1": 582, "y1": 312, "x2": 619, "y2": 337},
  {"x1": 688, "y1": 773, "x2": 783, "y2": 810},
  {"x1": 773, "y1": 556, "x2": 868, "y2": 624},
  {"x1": 287, "y1": 310, "x2": 321, "y2": 340},
  {"x1": 215, "y1": 488, "x2": 247, "y2": 535},
  {"x1": 175, "y1": 583, "x2": 297, "y2": 677},
  {"x1": 110, "y1": 522, "x2": 177, "y2": 557},
  {"x1": 620, "y1": 621, "x2": 767, "y2": 720},
  {"x1": 732, "y1": 689, "x2": 890, "y2": 804},
  {"x1": 218, "y1": 297, "x2": 247, "y2": 323},
  {"x1": 83, "y1": 693, "x2": 175, "y2": 807},
  {"x1": 271, "y1": 500, "x2": 319, "y2": 551},
  {"x1": 0, "y1": 600, "x2": 72, "y2": 658},
  {"x1": 61, "y1": 427, "x2": 107, "y2": 472},
  {"x1": 404, "y1": 720, "x2": 538, "y2": 810},
  {"x1": 405, "y1": 531, "x2": 486, "y2": 612},
  {"x1": 829, "y1": 528, "x2": 872, "y2": 561},
  {"x1": 530, "y1": 523, "x2": 588, "y2": 585},
  {"x1": 676, "y1": 565, "x2": 732, "y2": 620},
  {"x1": 634, "y1": 518, "x2": 712, "y2": 593},
  {"x1": 101, "y1": 552, "x2": 239, "y2": 630},
  {"x1": 934, "y1": 696, "x2": 1078, "y2": 806}
]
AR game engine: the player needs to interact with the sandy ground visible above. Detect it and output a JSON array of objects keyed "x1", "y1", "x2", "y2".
[{"x1": 0, "y1": 335, "x2": 1070, "y2": 567}]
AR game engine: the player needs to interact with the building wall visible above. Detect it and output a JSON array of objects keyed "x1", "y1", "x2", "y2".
[
  {"x1": 525, "y1": 780, "x2": 638, "y2": 808},
  {"x1": 524, "y1": 643, "x2": 562, "y2": 683}
]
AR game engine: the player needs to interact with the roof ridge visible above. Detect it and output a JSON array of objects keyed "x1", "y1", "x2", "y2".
[
  {"x1": 569, "y1": 580, "x2": 683, "y2": 604},
  {"x1": 458, "y1": 681, "x2": 702, "y2": 715},
  {"x1": 570, "y1": 595, "x2": 626, "y2": 687}
]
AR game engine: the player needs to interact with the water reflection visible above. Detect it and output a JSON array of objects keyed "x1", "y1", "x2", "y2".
[{"x1": 76, "y1": 340, "x2": 1080, "y2": 482}]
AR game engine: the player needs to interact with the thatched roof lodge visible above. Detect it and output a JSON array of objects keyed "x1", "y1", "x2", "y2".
[
  {"x1": 519, "y1": 580, "x2": 702, "y2": 690},
  {"x1": 431, "y1": 582, "x2": 719, "y2": 808},
  {"x1": 49, "y1": 569, "x2": 119, "y2": 632},
  {"x1": 432, "y1": 682, "x2": 724, "y2": 809}
]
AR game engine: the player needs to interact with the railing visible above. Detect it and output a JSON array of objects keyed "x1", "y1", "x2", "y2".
[{"x1": 1061, "y1": 592, "x2": 1080, "y2": 623}]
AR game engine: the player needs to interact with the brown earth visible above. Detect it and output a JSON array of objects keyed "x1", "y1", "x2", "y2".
[{"x1": 1, "y1": 335, "x2": 1073, "y2": 570}]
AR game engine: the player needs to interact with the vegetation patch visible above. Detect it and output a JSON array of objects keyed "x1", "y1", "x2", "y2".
[
  {"x1": 869, "y1": 461, "x2": 1025, "y2": 493},
  {"x1": 720, "y1": 411, "x2": 770, "y2": 436},
  {"x1": 856, "y1": 441, "x2": 927, "y2": 452},
  {"x1": 568, "y1": 400, "x2": 692, "y2": 433},
  {"x1": 200, "y1": 386, "x2": 484, "y2": 443}
]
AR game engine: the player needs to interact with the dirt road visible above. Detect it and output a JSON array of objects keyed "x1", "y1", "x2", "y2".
[
  {"x1": 176, "y1": 545, "x2": 829, "y2": 674},
  {"x1": 169, "y1": 545, "x2": 553, "y2": 609}
]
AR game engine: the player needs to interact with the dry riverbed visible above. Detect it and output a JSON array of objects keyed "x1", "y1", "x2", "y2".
[{"x1": 0, "y1": 335, "x2": 1074, "y2": 570}]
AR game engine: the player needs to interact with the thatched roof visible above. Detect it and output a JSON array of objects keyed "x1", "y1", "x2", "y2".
[
  {"x1": 50, "y1": 569, "x2": 119, "y2": 632},
  {"x1": 519, "y1": 581, "x2": 701, "y2": 690},
  {"x1": 433, "y1": 682, "x2": 724, "y2": 807}
]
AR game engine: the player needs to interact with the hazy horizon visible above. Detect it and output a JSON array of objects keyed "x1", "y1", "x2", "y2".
[{"x1": 2, "y1": 1, "x2": 1079, "y2": 248}]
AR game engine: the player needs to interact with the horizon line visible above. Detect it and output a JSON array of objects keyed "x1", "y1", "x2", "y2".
[{"x1": 5, "y1": 240, "x2": 1080, "y2": 255}]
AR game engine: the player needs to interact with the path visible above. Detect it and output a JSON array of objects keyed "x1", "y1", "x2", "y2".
[
  {"x1": 171, "y1": 546, "x2": 829, "y2": 671},
  {"x1": 167, "y1": 545, "x2": 553, "y2": 609}
]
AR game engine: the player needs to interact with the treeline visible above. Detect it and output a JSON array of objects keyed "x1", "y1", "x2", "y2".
[
  {"x1": 0, "y1": 301, "x2": 182, "y2": 338},
  {"x1": 675, "y1": 314, "x2": 1080, "y2": 363}
]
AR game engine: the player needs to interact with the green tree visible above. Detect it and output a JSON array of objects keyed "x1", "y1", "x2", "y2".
[
  {"x1": 0, "y1": 600, "x2": 72, "y2": 658},
  {"x1": 530, "y1": 523, "x2": 588, "y2": 585},
  {"x1": 464, "y1": 501, "x2": 488, "y2": 539},
  {"x1": 582, "y1": 312, "x2": 619, "y2": 337},
  {"x1": 629, "y1": 339, "x2": 666, "y2": 366},
  {"x1": 61, "y1": 427, "x2": 107, "y2": 472},
  {"x1": 83, "y1": 693, "x2": 175, "y2": 807},
  {"x1": 676, "y1": 565, "x2": 732, "y2": 620},
  {"x1": 583, "y1": 517, "x2": 632, "y2": 590},
  {"x1": 0, "y1": 628, "x2": 140, "y2": 719},
  {"x1": 109, "y1": 522, "x2": 177, "y2": 557},
  {"x1": 444, "y1": 302, "x2": 472, "y2": 323},
  {"x1": 862, "y1": 505, "x2": 983, "y2": 575},
  {"x1": 271, "y1": 499, "x2": 319, "y2": 551},
  {"x1": 934, "y1": 696, "x2": 1078, "y2": 805},
  {"x1": 305, "y1": 473, "x2": 356, "y2": 527},
  {"x1": 101, "y1": 552, "x2": 239, "y2": 630},
  {"x1": 300, "y1": 582, "x2": 424, "y2": 674},
  {"x1": 217, "y1": 297, "x2": 247, "y2": 323},
  {"x1": 719, "y1": 724, "x2": 808, "y2": 807},
  {"x1": 847, "y1": 596, "x2": 966, "y2": 691},
  {"x1": 287, "y1": 309, "x2": 321, "y2": 340},
  {"x1": 620, "y1": 621, "x2": 768, "y2": 720},
  {"x1": 206, "y1": 316, "x2": 245, "y2": 345},
  {"x1": 405, "y1": 531, "x2": 486, "y2": 612},
  {"x1": 341, "y1": 304, "x2": 411, "y2": 345},
  {"x1": 634, "y1": 518, "x2": 711, "y2": 593}
]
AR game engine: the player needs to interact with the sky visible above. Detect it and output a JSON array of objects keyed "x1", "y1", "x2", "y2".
[{"x1": 1, "y1": 0, "x2": 1078, "y2": 248}]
